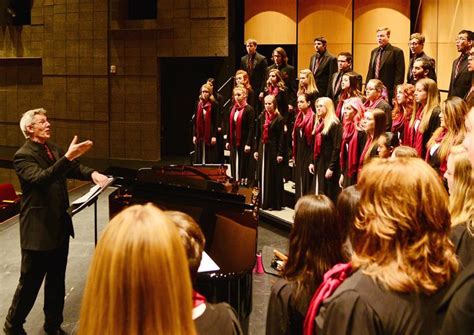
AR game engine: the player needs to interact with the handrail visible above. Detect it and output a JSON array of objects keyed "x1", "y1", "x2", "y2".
[{"x1": 218, "y1": 76, "x2": 234, "y2": 93}]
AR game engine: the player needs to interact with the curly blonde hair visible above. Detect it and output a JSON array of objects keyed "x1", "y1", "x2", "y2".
[{"x1": 352, "y1": 158, "x2": 458, "y2": 294}]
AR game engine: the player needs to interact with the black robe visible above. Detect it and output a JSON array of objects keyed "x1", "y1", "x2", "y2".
[
  {"x1": 226, "y1": 104, "x2": 255, "y2": 181},
  {"x1": 314, "y1": 121, "x2": 342, "y2": 203},
  {"x1": 266, "y1": 279, "x2": 314, "y2": 335},
  {"x1": 255, "y1": 113, "x2": 285, "y2": 210},
  {"x1": 293, "y1": 113, "x2": 315, "y2": 202},
  {"x1": 340, "y1": 130, "x2": 365, "y2": 188},
  {"x1": 316, "y1": 269, "x2": 451, "y2": 335},
  {"x1": 193, "y1": 100, "x2": 218, "y2": 164}
]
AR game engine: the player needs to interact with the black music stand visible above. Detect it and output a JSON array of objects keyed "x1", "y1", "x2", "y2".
[{"x1": 69, "y1": 178, "x2": 114, "y2": 246}]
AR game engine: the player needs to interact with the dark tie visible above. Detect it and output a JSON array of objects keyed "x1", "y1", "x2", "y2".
[
  {"x1": 313, "y1": 55, "x2": 321, "y2": 75},
  {"x1": 335, "y1": 72, "x2": 343, "y2": 92},
  {"x1": 454, "y1": 54, "x2": 466, "y2": 78},
  {"x1": 375, "y1": 48, "x2": 383, "y2": 79},
  {"x1": 44, "y1": 144, "x2": 55, "y2": 161},
  {"x1": 248, "y1": 55, "x2": 254, "y2": 74}
]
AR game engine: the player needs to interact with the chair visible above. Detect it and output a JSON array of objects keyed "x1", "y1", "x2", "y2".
[{"x1": 0, "y1": 183, "x2": 20, "y2": 222}]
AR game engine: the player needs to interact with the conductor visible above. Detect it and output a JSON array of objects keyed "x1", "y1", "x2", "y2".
[{"x1": 3, "y1": 108, "x2": 108, "y2": 335}]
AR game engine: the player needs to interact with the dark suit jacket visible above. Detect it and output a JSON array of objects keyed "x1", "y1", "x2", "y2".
[
  {"x1": 309, "y1": 51, "x2": 337, "y2": 98},
  {"x1": 448, "y1": 54, "x2": 473, "y2": 99},
  {"x1": 241, "y1": 52, "x2": 268, "y2": 95},
  {"x1": 14, "y1": 139, "x2": 94, "y2": 250},
  {"x1": 407, "y1": 52, "x2": 437, "y2": 84},
  {"x1": 266, "y1": 63, "x2": 297, "y2": 106},
  {"x1": 366, "y1": 43, "x2": 405, "y2": 101},
  {"x1": 326, "y1": 70, "x2": 363, "y2": 104}
]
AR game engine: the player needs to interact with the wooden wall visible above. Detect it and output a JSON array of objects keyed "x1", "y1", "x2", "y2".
[
  {"x1": 0, "y1": 0, "x2": 229, "y2": 162},
  {"x1": 243, "y1": 0, "x2": 472, "y2": 88},
  {"x1": 418, "y1": 0, "x2": 474, "y2": 94}
]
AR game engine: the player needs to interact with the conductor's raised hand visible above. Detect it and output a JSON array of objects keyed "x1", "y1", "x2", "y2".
[{"x1": 65, "y1": 135, "x2": 93, "y2": 161}]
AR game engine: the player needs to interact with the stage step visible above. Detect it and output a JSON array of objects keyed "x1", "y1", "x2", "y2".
[{"x1": 259, "y1": 207, "x2": 294, "y2": 228}]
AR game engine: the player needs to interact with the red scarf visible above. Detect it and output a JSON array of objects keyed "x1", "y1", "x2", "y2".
[
  {"x1": 413, "y1": 104, "x2": 424, "y2": 156},
  {"x1": 229, "y1": 102, "x2": 247, "y2": 147},
  {"x1": 340, "y1": 122, "x2": 359, "y2": 177},
  {"x1": 262, "y1": 111, "x2": 277, "y2": 144},
  {"x1": 313, "y1": 120, "x2": 325, "y2": 161},
  {"x1": 192, "y1": 290, "x2": 207, "y2": 308},
  {"x1": 364, "y1": 96, "x2": 384, "y2": 110},
  {"x1": 303, "y1": 263, "x2": 352, "y2": 335},
  {"x1": 195, "y1": 100, "x2": 212, "y2": 145},
  {"x1": 402, "y1": 117, "x2": 412, "y2": 146},
  {"x1": 267, "y1": 85, "x2": 279, "y2": 96},
  {"x1": 335, "y1": 91, "x2": 350, "y2": 119},
  {"x1": 425, "y1": 128, "x2": 448, "y2": 174},
  {"x1": 292, "y1": 109, "x2": 314, "y2": 159},
  {"x1": 391, "y1": 112, "x2": 404, "y2": 134}
]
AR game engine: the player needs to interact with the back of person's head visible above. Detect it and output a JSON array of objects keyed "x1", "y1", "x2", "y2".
[
  {"x1": 446, "y1": 146, "x2": 473, "y2": 228},
  {"x1": 392, "y1": 145, "x2": 418, "y2": 158},
  {"x1": 78, "y1": 204, "x2": 196, "y2": 335},
  {"x1": 336, "y1": 185, "x2": 361, "y2": 253},
  {"x1": 283, "y1": 195, "x2": 346, "y2": 298},
  {"x1": 353, "y1": 158, "x2": 458, "y2": 294},
  {"x1": 165, "y1": 211, "x2": 205, "y2": 283}
]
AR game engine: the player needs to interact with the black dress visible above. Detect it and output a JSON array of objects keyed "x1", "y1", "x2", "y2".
[
  {"x1": 266, "y1": 279, "x2": 314, "y2": 335},
  {"x1": 255, "y1": 113, "x2": 285, "y2": 210},
  {"x1": 340, "y1": 125, "x2": 365, "y2": 188},
  {"x1": 316, "y1": 269, "x2": 451, "y2": 335},
  {"x1": 193, "y1": 100, "x2": 218, "y2": 164},
  {"x1": 293, "y1": 113, "x2": 315, "y2": 202},
  {"x1": 194, "y1": 302, "x2": 243, "y2": 335},
  {"x1": 314, "y1": 121, "x2": 342, "y2": 203},
  {"x1": 226, "y1": 104, "x2": 255, "y2": 182},
  {"x1": 449, "y1": 224, "x2": 473, "y2": 268}
]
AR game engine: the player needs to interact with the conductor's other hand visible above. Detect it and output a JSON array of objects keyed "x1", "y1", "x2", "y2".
[
  {"x1": 91, "y1": 171, "x2": 109, "y2": 187},
  {"x1": 65, "y1": 135, "x2": 93, "y2": 161}
]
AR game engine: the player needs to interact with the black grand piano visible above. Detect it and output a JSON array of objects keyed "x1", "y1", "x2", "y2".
[{"x1": 107, "y1": 164, "x2": 259, "y2": 323}]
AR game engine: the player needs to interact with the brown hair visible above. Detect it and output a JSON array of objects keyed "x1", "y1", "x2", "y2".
[
  {"x1": 364, "y1": 108, "x2": 386, "y2": 162},
  {"x1": 447, "y1": 146, "x2": 473, "y2": 228},
  {"x1": 353, "y1": 158, "x2": 458, "y2": 294},
  {"x1": 235, "y1": 69, "x2": 252, "y2": 91},
  {"x1": 282, "y1": 195, "x2": 346, "y2": 300},
  {"x1": 78, "y1": 204, "x2": 196, "y2": 335},
  {"x1": 266, "y1": 69, "x2": 287, "y2": 92},
  {"x1": 411, "y1": 78, "x2": 439, "y2": 133},
  {"x1": 427, "y1": 97, "x2": 467, "y2": 163},
  {"x1": 392, "y1": 83, "x2": 414, "y2": 120},
  {"x1": 165, "y1": 211, "x2": 205, "y2": 282},
  {"x1": 392, "y1": 145, "x2": 418, "y2": 158},
  {"x1": 336, "y1": 185, "x2": 361, "y2": 247}
]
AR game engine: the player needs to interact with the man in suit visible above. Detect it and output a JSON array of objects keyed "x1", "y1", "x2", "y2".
[
  {"x1": 448, "y1": 30, "x2": 473, "y2": 99},
  {"x1": 240, "y1": 38, "x2": 268, "y2": 95},
  {"x1": 407, "y1": 33, "x2": 437, "y2": 84},
  {"x1": 366, "y1": 27, "x2": 405, "y2": 104},
  {"x1": 326, "y1": 52, "x2": 362, "y2": 104},
  {"x1": 309, "y1": 37, "x2": 337, "y2": 97},
  {"x1": 3, "y1": 108, "x2": 108, "y2": 335}
]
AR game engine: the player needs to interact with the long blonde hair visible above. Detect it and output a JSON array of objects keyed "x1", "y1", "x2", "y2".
[
  {"x1": 297, "y1": 69, "x2": 318, "y2": 97},
  {"x1": 353, "y1": 158, "x2": 458, "y2": 294},
  {"x1": 314, "y1": 97, "x2": 340, "y2": 135},
  {"x1": 448, "y1": 146, "x2": 473, "y2": 228},
  {"x1": 427, "y1": 97, "x2": 467, "y2": 163},
  {"x1": 78, "y1": 204, "x2": 196, "y2": 335},
  {"x1": 411, "y1": 78, "x2": 439, "y2": 133}
]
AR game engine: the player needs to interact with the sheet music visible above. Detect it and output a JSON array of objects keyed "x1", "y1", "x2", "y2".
[
  {"x1": 72, "y1": 177, "x2": 114, "y2": 205},
  {"x1": 198, "y1": 251, "x2": 220, "y2": 273}
]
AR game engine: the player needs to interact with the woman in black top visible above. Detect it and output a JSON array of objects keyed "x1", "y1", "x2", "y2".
[{"x1": 254, "y1": 95, "x2": 285, "y2": 210}]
